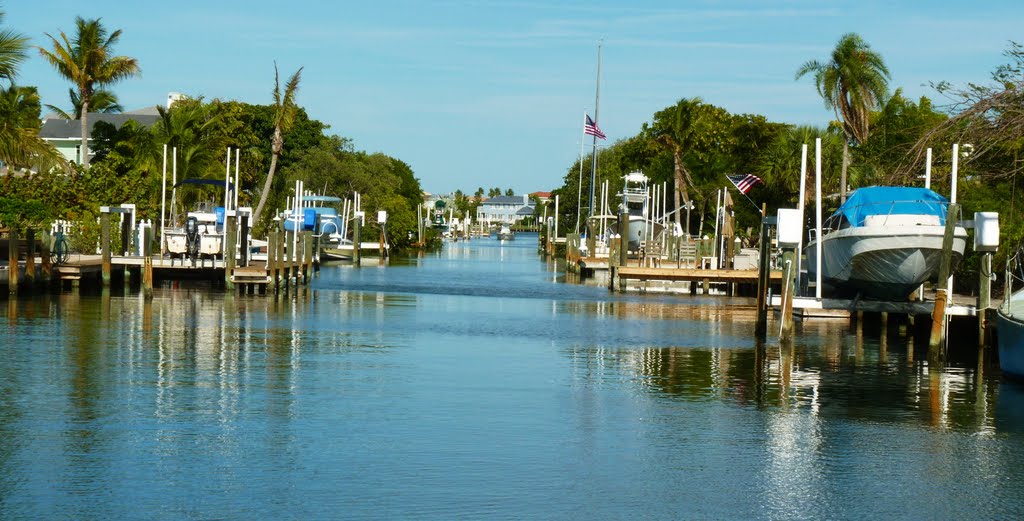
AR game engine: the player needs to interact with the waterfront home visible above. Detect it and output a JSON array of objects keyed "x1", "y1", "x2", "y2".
[{"x1": 476, "y1": 195, "x2": 533, "y2": 225}]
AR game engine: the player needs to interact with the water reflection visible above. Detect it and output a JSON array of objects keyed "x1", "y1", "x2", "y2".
[{"x1": 0, "y1": 235, "x2": 1022, "y2": 518}]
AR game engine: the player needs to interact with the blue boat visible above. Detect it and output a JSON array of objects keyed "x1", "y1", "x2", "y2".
[{"x1": 998, "y1": 250, "x2": 1024, "y2": 379}]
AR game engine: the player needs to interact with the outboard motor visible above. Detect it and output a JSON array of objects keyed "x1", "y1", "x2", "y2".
[{"x1": 185, "y1": 216, "x2": 200, "y2": 263}]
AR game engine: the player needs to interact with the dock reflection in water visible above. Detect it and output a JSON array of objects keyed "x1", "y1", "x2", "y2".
[{"x1": 0, "y1": 233, "x2": 1022, "y2": 519}]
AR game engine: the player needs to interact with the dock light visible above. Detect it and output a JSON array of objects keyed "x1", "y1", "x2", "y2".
[
  {"x1": 776, "y1": 208, "x2": 802, "y2": 248},
  {"x1": 974, "y1": 212, "x2": 999, "y2": 252}
]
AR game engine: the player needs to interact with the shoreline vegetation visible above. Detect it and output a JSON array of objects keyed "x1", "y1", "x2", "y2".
[
  {"x1": 0, "y1": 8, "x2": 1021, "y2": 282},
  {"x1": 538, "y1": 36, "x2": 1024, "y2": 293},
  {"x1": 0, "y1": 10, "x2": 434, "y2": 254}
]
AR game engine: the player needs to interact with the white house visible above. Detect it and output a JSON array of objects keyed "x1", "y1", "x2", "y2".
[{"x1": 476, "y1": 195, "x2": 533, "y2": 225}]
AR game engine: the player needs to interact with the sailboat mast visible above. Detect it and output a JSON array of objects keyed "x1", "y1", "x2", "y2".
[{"x1": 588, "y1": 41, "x2": 602, "y2": 219}]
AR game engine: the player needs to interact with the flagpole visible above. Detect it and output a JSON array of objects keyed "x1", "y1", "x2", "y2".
[
  {"x1": 576, "y1": 110, "x2": 586, "y2": 233},
  {"x1": 724, "y1": 174, "x2": 761, "y2": 212},
  {"x1": 588, "y1": 40, "x2": 602, "y2": 219}
]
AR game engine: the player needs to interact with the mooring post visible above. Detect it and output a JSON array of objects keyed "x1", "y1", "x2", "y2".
[
  {"x1": 268, "y1": 228, "x2": 278, "y2": 293},
  {"x1": 755, "y1": 204, "x2": 770, "y2": 337},
  {"x1": 353, "y1": 215, "x2": 362, "y2": 267},
  {"x1": 979, "y1": 252, "x2": 992, "y2": 347},
  {"x1": 618, "y1": 207, "x2": 629, "y2": 267},
  {"x1": 143, "y1": 223, "x2": 153, "y2": 299},
  {"x1": 929, "y1": 203, "x2": 959, "y2": 352},
  {"x1": 780, "y1": 248, "x2": 795, "y2": 341},
  {"x1": 224, "y1": 213, "x2": 236, "y2": 290},
  {"x1": 24, "y1": 228, "x2": 35, "y2": 286},
  {"x1": 40, "y1": 229, "x2": 52, "y2": 284},
  {"x1": 100, "y1": 210, "x2": 111, "y2": 287},
  {"x1": 301, "y1": 229, "x2": 309, "y2": 282},
  {"x1": 8, "y1": 225, "x2": 18, "y2": 295}
]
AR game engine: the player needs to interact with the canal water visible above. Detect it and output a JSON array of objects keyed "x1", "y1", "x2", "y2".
[{"x1": 2, "y1": 233, "x2": 1023, "y2": 519}]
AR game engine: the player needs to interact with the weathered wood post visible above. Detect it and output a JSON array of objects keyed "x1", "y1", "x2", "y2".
[
  {"x1": 353, "y1": 213, "x2": 362, "y2": 266},
  {"x1": 277, "y1": 223, "x2": 287, "y2": 289},
  {"x1": 268, "y1": 227, "x2": 278, "y2": 293},
  {"x1": 40, "y1": 229, "x2": 52, "y2": 284},
  {"x1": 304, "y1": 230, "x2": 313, "y2": 284},
  {"x1": 224, "y1": 212, "x2": 236, "y2": 290},
  {"x1": 239, "y1": 212, "x2": 250, "y2": 267},
  {"x1": 979, "y1": 252, "x2": 992, "y2": 347},
  {"x1": 8, "y1": 225, "x2": 18, "y2": 295},
  {"x1": 100, "y1": 210, "x2": 112, "y2": 287},
  {"x1": 143, "y1": 222, "x2": 154, "y2": 299},
  {"x1": 618, "y1": 207, "x2": 629, "y2": 267},
  {"x1": 780, "y1": 248, "x2": 796, "y2": 341},
  {"x1": 24, "y1": 228, "x2": 35, "y2": 286},
  {"x1": 929, "y1": 203, "x2": 959, "y2": 352},
  {"x1": 755, "y1": 204, "x2": 770, "y2": 337}
]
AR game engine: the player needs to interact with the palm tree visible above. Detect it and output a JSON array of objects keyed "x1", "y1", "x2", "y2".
[
  {"x1": 38, "y1": 16, "x2": 140, "y2": 169},
  {"x1": 0, "y1": 11, "x2": 64, "y2": 172},
  {"x1": 45, "y1": 87, "x2": 123, "y2": 119},
  {"x1": 252, "y1": 63, "x2": 303, "y2": 225},
  {"x1": 0, "y1": 84, "x2": 66, "y2": 170},
  {"x1": 0, "y1": 9, "x2": 27, "y2": 82},
  {"x1": 796, "y1": 33, "x2": 890, "y2": 202},
  {"x1": 643, "y1": 97, "x2": 733, "y2": 226}
]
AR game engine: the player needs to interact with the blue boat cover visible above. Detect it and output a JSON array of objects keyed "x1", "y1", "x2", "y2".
[{"x1": 836, "y1": 186, "x2": 950, "y2": 226}]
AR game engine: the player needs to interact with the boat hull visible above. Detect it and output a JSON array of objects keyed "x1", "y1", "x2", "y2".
[
  {"x1": 613, "y1": 217, "x2": 664, "y2": 251},
  {"x1": 806, "y1": 226, "x2": 967, "y2": 300},
  {"x1": 998, "y1": 308, "x2": 1024, "y2": 379}
]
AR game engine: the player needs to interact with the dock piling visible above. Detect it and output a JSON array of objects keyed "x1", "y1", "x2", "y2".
[
  {"x1": 24, "y1": 228, "x2": 35, "y2": 286},
  {"x1": 224, "y1": 213, "x2": 236, "y2": 290},
  {"x1": 100, "y1": 211, "x2": 111, "y2": 286},
  {"x1": 8, "y1": 225, "x2": 18, "y2": 295},
  {"x1": 929, "y1": 203, "x2": 959, "y2": 351}
]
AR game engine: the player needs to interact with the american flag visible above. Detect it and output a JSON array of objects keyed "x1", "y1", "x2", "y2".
[
  {"x1": 727, "y1": 173, "x2": 763, "y2": 194},
  {"x1": 584, "y1": 114, "x2": 606, "y2": 140}
]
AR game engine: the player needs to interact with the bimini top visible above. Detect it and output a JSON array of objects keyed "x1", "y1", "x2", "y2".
[{"x1": 835, "y1": 186, "x2": 950, "y2": 227}]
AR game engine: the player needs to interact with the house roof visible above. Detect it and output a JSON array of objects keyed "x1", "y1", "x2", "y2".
[
  {"x1": 515, "y1": 206, "x2": 534, "y2": 216},
  {"x1": 40, "y1": 113, "x2": 161, "y2": 139},
  {"x1": 481, "y1": 195, "x2": 529, "y2": 205}
]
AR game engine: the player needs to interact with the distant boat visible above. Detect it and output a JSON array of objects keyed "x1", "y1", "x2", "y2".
[
  {"x1": 498, "y1": 224, "x2": 514, "y2": 241},
  {"x1": 281, "y1": 195, "x2": 349, "y2": 261},
  {"x1": 805, "y1": 186, "x2": 967, "y2": 300},
  {"x1": 612, "y1": 171, "x2": 664, "y2": 251},
  {"x1": 998, "y1": 248, "x2": 1024, "y2": 379}
]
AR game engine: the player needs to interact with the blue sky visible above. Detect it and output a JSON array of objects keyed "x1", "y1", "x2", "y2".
[{"x1": 6, "y1": 1, "x2": 1023, "y2": 194}]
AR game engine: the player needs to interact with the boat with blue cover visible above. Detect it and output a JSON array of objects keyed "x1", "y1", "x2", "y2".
[{"x1": 805, "y1": 186, "x2": 968, "y2": 300}]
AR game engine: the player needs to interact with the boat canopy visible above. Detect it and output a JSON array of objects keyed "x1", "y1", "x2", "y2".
[
  {"x1": 836, "y1": 186, "x2": 950, "y2": 227},
  {"x1": 302, "y1": 195, "x2": 343, "y2": 203}
]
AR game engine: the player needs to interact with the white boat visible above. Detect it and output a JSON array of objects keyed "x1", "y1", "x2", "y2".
[
  {"x1": 805, "y1": 186, "x2": 967, "y2": 300},
  {"x1": 612, "y1": 171, "x2": 664, "y2": 251},
  {"x1": 498, "y1": 225, "x2": 515, "y2": 241},
  {"x1": 164, "y1": 178, "x2": 232, "y2": 263}
]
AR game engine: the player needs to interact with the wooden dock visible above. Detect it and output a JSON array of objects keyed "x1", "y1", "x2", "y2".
[{"x1": 611, "y1": 266, "x2": 782, "y2": 294}]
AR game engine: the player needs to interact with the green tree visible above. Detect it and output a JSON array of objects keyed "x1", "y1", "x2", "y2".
[
  {"x1": 488, "y1": 187, "x2": 501, "y2": 197},
  {"x1": 504, "y1": 188, "x2": 514, "y2": 196},
  {"x1": 0, "y1": 8, "x2": 27, "y2": 82},
  {"x1": 45, "y1": 87, "x2": 122, "y2": 119},
  {"x1": 796, "y1": 33, "x2": 890, "y2": 201},
  {"x1": 643, "y1": 97, "x2": 734, "y2": 226},
  {"x1": 0, "y1": 84, "x2": 65, "y2": 170},
  {"x1": 37, "y1": 16, "x2": 140, "y2": 169},
  {"x1": 252, "y1": 63, "x2": 303, "y2": 225}
]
